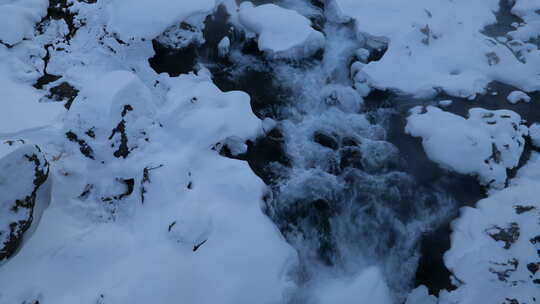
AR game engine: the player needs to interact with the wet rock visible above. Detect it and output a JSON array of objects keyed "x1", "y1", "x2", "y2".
[
  {"x1": 314, "y1": 131, "x2": 339, "y2": 150},
  {"x1": 0, "y1": 142, "x2": 49, "y2": 261}
]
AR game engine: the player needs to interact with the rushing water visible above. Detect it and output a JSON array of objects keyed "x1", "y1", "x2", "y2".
[{"x1": 148, "y1": 1, "x2": 494, "y2": 302}]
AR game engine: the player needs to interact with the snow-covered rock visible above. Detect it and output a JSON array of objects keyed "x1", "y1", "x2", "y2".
[
  {"x1": 106, "y1": 0, "x2": 216, "y2": 40},
  {"x1": 0, "y1": 45, "x2": 65, "y2": 135},
  {"x1": 406, "y1": 286, "x2": 437, "y2": 304},
  {"x1": 0, "y1": 140, "x2": 48, "y2": 261},
  {"x1": 406, "y1": 106, "x2": 527, "y2": 188},
  {"x1": 218, "y1": 36, "x2": 230, "y2": 57},
  {"x1": 529, "y1": 123, "x2": 540, "y2": 148},
  {"x1": 0, "y1": 0, "x2": 48, "y2": 45},
  {"x1": 332, "y1": 0, "x2": 540, "y2": 97},
  {"x1": 441, "y1": 153, "x2": 540, "y2": 304},
  {"x1": 238, "y1": 2, "x2": 325, "y2": 59},
  {"x1": 507, "y1": 90, "x2": 531, "y2": 104}
]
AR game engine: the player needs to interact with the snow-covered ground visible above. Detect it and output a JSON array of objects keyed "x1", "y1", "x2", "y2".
[{"x1": 0, "y1": 0, "x2": 539, "y2": 303}]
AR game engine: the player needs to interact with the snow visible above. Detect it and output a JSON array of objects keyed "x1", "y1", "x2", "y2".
[
  {"x1": 0, "y1": 46, "x2": 65, "y2": 135},
  {"x1": 438, "y1": 99, "x2": 453, "y2": 107},
  {"x1": 0, "y1": 0, "x2": 48, "y2": 45},
  {"x1": 406, "y1": 106, "x2": 527, "y2": 188},
  {"x1": 441, "y1": 152, "x2": 540, "y2": 304},
  {"x1": 507, "y1": 90, "x2": 531, "y2": 104},
  {"x1": 509, "y1": 0, "x2": 540, "y2": 41},
  {"x1": 332, "y1": 0, "x2": 540, "y2": 97},
  {"x1": 238, "y1": 2, "x2": 325, "y2": 59},
  {"x1": 106, "y1": 0, "x2": 217, "y2": 40}
]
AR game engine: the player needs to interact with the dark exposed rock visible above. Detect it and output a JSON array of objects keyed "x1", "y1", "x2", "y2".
[
  {"x1": 101, "y1": 178, "x2": 134, "y2": 202},
  {"x1": 47, "y1": 82, "x2": 79, "y2": 110},
  {"x1": 486, "y1": 222, "x2": 520, "y2": 249},
  {"x1": 489, "y1": 258, "x2": 519, "y2": 282},
  {"x1": 140, "y1": 164, "x2": 163, "y2": 204},
  {"x1": 514, "y1": 205, "x2": 535, "y2": 214},
  {"x1": 66, "y1": 131, "x2": 95, "y2": 159},
  {"x1": 527, "y1": 262, "x2": 539, "y2": 275},
  {"x1": 193, "y1": 239, "x2": 207, "y2": 252},
  {"x1": 109, "y1": 120, "x2": 130, "y2": 158}
]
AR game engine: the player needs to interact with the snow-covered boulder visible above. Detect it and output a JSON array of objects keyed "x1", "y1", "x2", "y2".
[
  {"x1": 0, "y1": 46, "x2": 65, "y2": 135},
  {"x1": 0, "y1": 0, "x2": 48, "y2": 45},
  {"x1": 65, "y1": 70, "x2": 156, "y2": 160},
  {"x1": 507, "y1": 90, "x2": 531, "y2": 104},
  {"x1": 238, "y1": 2, "x2": 325, "y2": 59},
  {"x1": 529, "y1": 123, "x2": 540, "y2": 148},
  {"x1": 0, "y1": 140, "x2": 48, "y2": 261},
  {"x1": 406, "y1": 106, "x2": 527, "y2": 188},
  {"x1": 441, "y1": 153, "x2": 540, "y2": 304},
  {"x1": 106, "y1": 0, "x2": 216, "y2": 40}
]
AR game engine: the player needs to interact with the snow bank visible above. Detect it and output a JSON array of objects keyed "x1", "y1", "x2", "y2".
[
  {"x1": 238, "y1": 2, "x2": 325, "y2": 59},
  {"x1": 106, "y1": 0, "x2": 217, "y2": 40},
  {"x1": 442, "y1": 153, "x2": 540, "y2": 304},
  {"x1": 406, "y1": 106, "x2": 527, "y2": 188},
  {"x1": 0, "y1": 0, "x2": 48, "y2": 45},
  {"x1": 333, "y1": 0, "x2": 540, "y2": 97}
]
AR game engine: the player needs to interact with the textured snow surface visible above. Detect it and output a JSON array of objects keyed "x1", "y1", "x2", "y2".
[
  {"x1": 0, "y1": 0, "x2": 48, "y2": 45},
  {"x1": 238, "y1": 2, "x2": 325, "y2": 58},
  {"x1": 0, "y1": 70, "x2": 297, "y2": 303},
  {"x1": 0, "y1": 141, "x2": 48, "y2": 261},
  {"x1": 333, "y1": 0, "x2": 540, "y2": 97},
  {"x1": 0, "y1": 46, "x2": 64, "y2": 134},
  {"x1": 507, "y1": 90, "x2": 532, "y2": 104},
  {"x1": 406, "y1": 106, "x2": 528, "y2": 189},
  {"x1": 441, "y1": 153, "x2": 540, "y2": 304},
  {"x1": 510, "y1": 0, "x2": 540, "y2": 41}
]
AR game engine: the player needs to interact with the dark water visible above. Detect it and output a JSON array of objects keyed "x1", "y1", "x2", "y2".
[{"x1": 147, "y1": 0, "x2": 539, "y2": 300}]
